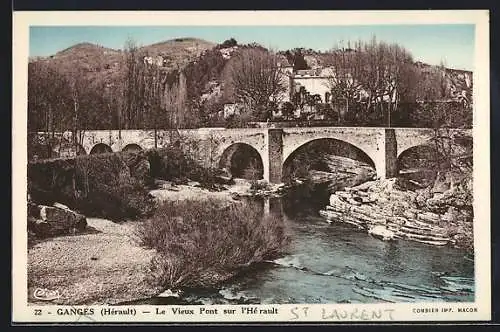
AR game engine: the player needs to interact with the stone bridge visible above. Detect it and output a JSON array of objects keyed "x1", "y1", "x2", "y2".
[{"x1": 36, "y1": 127, "x2": 471, "y2": 184}]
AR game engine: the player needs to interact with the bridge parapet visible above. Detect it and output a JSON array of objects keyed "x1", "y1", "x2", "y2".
[{"x1": 32, "y1": 127, "x2": 471, "y2": 184}]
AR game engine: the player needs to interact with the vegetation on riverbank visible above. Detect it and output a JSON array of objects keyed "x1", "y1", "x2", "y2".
[
  {"x1": 28, "y1": 152, "x2": 155, "y2": 221},
  {"x1": 135, "y1": 198, "x2": 289, "y2": 289},
  {"x1": 27, "y1": 142, "x2": 230, "y2": 223},
  {"x1": 145, "y1": 146, "x2": 224, "y2": 191}
]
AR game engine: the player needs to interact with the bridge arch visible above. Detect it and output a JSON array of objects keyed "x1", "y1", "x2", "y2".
[
  {"x1": 219, "y1": 143, "x2": 264, "y2": 180},
  {"x1": 90, "y1": 143, "x2": 113, "y2": 155},
  {"x1": 282, "y1": 138, "x2": 376, "y2": 183},
  {"x1": 122, "y1": 143, "x2": 143, "y2": 153}
]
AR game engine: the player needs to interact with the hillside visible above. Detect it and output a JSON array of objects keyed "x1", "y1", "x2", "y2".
[
  {"x1": 29, "y1": 38, "x2": 216, "y2": 91},
  {"x1": 139, "y1": 37, "x2": 215, "y2": 68},
  {"x1": 28, "y1": 38, "x2": 473, "y2": 131}
]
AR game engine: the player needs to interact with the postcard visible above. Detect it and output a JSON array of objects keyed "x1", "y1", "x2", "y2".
[{"x1": 12, "y1": 10, "x2": 490, "y2": 323}]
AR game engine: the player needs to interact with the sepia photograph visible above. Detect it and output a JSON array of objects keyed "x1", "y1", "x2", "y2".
[{"x1": 12, "y1": 10, "x2": 490, "y2": 322}]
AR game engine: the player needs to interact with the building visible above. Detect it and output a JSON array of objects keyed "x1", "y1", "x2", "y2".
[{"x1": 287, "y1": 67, "x2": 334, "y2": 104}]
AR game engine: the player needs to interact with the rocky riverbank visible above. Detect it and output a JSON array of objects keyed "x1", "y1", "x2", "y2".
[
  {"x1": 149, "y1": 178, "x2": 288, "y2": 202},
  {"x1": 28, "y1": 218, "x2": 162, "y2": 305},
  {"x1": 319, "y1": 177, "x2": 473, "y2": 249},
  {"x1": 27, "y1": 179, "x2": 278, "y2": 305}
]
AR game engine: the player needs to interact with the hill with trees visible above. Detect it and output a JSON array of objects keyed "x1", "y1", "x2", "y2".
[{"x1": 27, "y1": 36, "x2": 473, "y2": 137}]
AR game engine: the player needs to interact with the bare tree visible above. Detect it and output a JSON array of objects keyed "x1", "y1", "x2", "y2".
[
  {"x1": 123, "y1": 38, "x2": 147, "y2": 129},
  {"x1": 325, "y1": 38, "x2": 418, "y2": 126},
  {"x1": 223, "y1": 48, "x2": 287, "y2": 120},
  {"x1": 142, "y1": 60, "x2": 164, "y2": 148},
  {"x1": 324, "y1": 41, "x2": 364, "y2": 122},
  {"x1": 28, "y1": 61, "x2": 73, "y2": 157}
]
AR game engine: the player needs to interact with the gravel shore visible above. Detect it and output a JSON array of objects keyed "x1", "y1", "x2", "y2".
[
  {"x1": 28, "y1": 218, "x2": 162, "y2": 305},
  {"x1": 27, "y1": 181, "x2": 267, "y2": 305}
]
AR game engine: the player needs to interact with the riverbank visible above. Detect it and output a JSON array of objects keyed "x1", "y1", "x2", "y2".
[
  {"x1": 27, "y1": 180, "x2": 275, "y2": 305},
  {"x1": 319, "y1": 177, "x2": 473, "y2": 249},
  {"x1": 28, "y1": 218, "x2": 162, "y2": 305},
  {"x1": 149, "y1": 178, "x2": 287, "y2": 202}
]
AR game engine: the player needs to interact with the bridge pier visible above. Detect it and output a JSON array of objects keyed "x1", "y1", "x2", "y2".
[
  {"x1": 267, "y1": 129, "x2": 284, "y2": 184},
  {"x1": 374, "y1": 129, "x2": 398, "y2": 180}
]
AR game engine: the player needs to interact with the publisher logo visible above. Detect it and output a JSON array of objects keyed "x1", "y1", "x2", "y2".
[{"x1": 33, "y1": 288, "x2": 60, "y2": 301}]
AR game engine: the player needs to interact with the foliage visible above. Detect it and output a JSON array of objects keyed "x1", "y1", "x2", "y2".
[
  {"x1": 283, "y1": 48, "x2": 309, "y2": 71},
  {"x1": 135, "y1": 199, "x2": 289, "y2": 289},
  {"x1": 145, "y1": 146, "x2": 221, "y2": 190},
  {"x1": 28, "y1": 152, "x2": 154, "y2": 220},
  {"x1": 219, "y1": 38, "x2": 238, "y2": 48},
  {"x1": 408, "y1": 102, "x2": 472, "y2": 129},
  {"x1": 27, "y1": 36, "x2": 473, "y2": 131}
]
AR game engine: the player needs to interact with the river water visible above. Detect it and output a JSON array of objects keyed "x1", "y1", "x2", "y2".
[{"x1": 131, "y1": 183, "x2": 474, "y2": 305}]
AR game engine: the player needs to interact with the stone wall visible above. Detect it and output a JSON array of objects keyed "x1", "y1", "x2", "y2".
[{"x1": 33, "y1": 127, "x2": 471, "y2": 184}]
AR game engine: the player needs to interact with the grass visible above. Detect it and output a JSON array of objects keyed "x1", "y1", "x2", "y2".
[{"x1": 135, "y1": 198, "x2": 289, "y2": 289}]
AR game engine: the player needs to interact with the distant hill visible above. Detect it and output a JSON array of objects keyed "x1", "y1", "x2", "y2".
[
  {"x1": 138, "y1": 37, "x2": 215, "y2": 68},
  {"x1": 29, "y1": 38, "x2": 217, "y2": 98},
  {"x1": 29, "y1": 38, "x2": 473, "y2": 108}
]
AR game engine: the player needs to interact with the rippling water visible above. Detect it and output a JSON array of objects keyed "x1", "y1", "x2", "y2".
[
  {"x1": 218, "y1": 211, "x2": 474, "y2": 304},
  {"x1": 132, "y1": 184, "x2": 474, "y2": 305}
]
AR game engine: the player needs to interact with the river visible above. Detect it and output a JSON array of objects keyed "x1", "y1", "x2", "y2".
[{"x1": 128, "y1": 183, "x2": 474, "y2": 305}]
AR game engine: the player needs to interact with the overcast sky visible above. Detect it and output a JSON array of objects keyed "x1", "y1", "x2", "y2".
[{"x1": 30, "y1": 25, "x2": 475, "y2": 70}]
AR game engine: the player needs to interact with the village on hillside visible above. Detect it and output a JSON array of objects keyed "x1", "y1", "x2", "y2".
[
  {"x1": 137, "y1": 42, "x2": 474, "y2": 123},
  {"x1": 28, "y1": 37, "x2": 473, "y2": 137}
]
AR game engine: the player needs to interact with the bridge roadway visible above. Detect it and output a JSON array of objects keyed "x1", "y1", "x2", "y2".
[{"x1": 34, "y1": 126, "x2": 471, "y2": 184}]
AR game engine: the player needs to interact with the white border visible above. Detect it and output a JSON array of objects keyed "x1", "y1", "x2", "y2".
[{"x1": 12, "y1": 10, "x2": 491, "y2": 323}]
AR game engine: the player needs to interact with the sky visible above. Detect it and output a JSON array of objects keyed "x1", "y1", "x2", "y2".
[{"x1": 30, "y1": 25, "x2": 475, "y2": 70}]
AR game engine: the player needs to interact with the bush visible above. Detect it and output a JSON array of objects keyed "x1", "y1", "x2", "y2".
[
  {"x1": 145, "y1": 146, "x2": 220, "y2": 190},
  {"x1": 249, "y1": 180, "x2": 270, "y2": 191},
  {"x1": 135, "y1": 199, "x2": 288, "y2": 289},
  {"x1": 28, "y1": 152, "x2": 154, "y2": 221}
]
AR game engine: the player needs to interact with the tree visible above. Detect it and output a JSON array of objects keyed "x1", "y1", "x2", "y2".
[
  {"x1": 280, "y1": 101, "x2": 295, "y2": 120},
  {"x1": 28, "y1": 61, "x2": 74, "y2": 157},
  {"x1": 325, "y1": 38, "x2": 419, "y2": 126},
  {"x1": 28, "y1": 61, "x2": 73, "y2": 133},
  {"x1": 291, "y1": 48, "x2": 309, "y2": 71},
  {"x1": 122, "y1": 38, "x2": 147, "y2": 129},
  {"x1": 362, "y1": 39, "x2": 415, "y2": 126},
  {"x1": 142, "y1": 59, "x2": 164, "y2": 147},
  {"x1": 324, "y1": 41, "x2": 364, "y2": 122},
  {"x1": 220, "y1": 38, "x2": 237, "y2": 48},
  {"x1": 223, "y1": 48, "x2": 287, "y2": 121}
]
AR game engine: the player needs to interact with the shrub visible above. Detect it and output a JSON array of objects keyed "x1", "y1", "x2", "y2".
[
  {"x1": 28, "y1": 151, "x2": 154, "y2": 221},
  {"x1": 135, "y1": 199, "x2": 289, "y2": 289},
  {"x1": 249, "y1": 180, "x2": 270, "y2": 191},
  {"x1": 145, "y1": 146, "x2": 220, "y2": 190}
]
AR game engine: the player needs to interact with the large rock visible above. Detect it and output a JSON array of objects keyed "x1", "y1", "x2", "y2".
[
  {"x1": 31, "y1": 204, "x2": 87, "y2": 237},
  {"x1": 368, "y1": 225, "x2": 395, "y2": 241}
]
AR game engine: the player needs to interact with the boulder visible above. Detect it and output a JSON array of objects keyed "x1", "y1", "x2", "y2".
[
  {"x1": 368, "y1": 225, "x2": 395, "y2": 241},
  {"x1": 417, "y1": 211, "x2": 441, "y2": 224},
  {"x1": 32, "y1": 205, "x2": 87, "y2": 237},
  {"x1": 187, "y1": 181, "x2": 201, "y2": 188}
]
